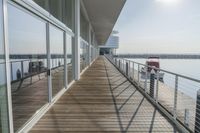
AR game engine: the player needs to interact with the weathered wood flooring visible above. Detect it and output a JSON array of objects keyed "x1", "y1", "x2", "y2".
[
  {"x1": 12, "y1": 64, "x2": 73, "y2": 132},
  {"x1": 30, "y1": 56, "x2": 178, "y2": 133}
]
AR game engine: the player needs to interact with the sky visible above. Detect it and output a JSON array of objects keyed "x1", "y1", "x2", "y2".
[{"x1": 114, "y1": 0, "x2": 200, "y2": 54}]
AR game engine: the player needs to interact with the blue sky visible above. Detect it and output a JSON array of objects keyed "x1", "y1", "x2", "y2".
[{"x1": 114, "y1": 0, "x2": 200, "y2": 54}]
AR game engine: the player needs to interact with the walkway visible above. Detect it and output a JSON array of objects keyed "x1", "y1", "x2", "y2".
[{"x1": 30, "y1": 56, "x2": 178, "y2": 133}]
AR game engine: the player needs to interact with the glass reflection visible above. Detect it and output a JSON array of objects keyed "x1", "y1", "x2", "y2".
[
  {"x1": 49, "y1": 25, "x2": 64, "y2": 97},
  {"x1": 80, "y1": 40, "x2": 88, "y2": 72},
  {"x1": 67, "y1": 35, "x2": 73, "y2": 83},
  {"x1": 8, "y1": 4, "x2": 48, "y2": 131},
  {"x1": 0, "y1": 1, "x2": 9, "y2": 132},
  {"x1": 80, "y1": 13, "x2": 89, "y2": 42}
]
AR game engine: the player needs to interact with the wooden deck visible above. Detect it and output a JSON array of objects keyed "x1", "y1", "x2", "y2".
[
  {"x1": 30, "y1": 56, "x2": 178, "y2": 133},
  {"x1": 12, "y1": 64, "x2": 73, "y2": 132}
]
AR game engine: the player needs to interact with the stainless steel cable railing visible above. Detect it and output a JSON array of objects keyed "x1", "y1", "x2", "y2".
[{"x1": 106, "y1": 55, "x2": 200, "y2": 133}]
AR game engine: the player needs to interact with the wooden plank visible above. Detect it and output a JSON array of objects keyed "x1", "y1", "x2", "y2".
[{"x1": 30, "y1": 57, "x2": 179, "y2": 133}]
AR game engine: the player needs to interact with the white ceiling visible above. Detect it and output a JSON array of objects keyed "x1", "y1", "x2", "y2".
[{"x1": 83, "y1": 0, "x2": 126, "y2": 45}]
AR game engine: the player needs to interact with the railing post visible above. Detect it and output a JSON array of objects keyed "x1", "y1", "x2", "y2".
[
  {"x1": 126, "y1": 61, "x2": 129, "y2": 76},
  {"x1": 21, "y1": 61, "x2": 24, "y2": 78},
  {"x1": 184, "y1": 109, "x2": 189, "y2": 127},
  {"x1": 173, "y1": 75, "x2": 178, "y2": 119},
  {"x1": 137, "y1": 64, "x2": 140, "y2": 83},
  {"x1": 122, "y1": 59, "x2": 124, "y2": 73},
  {"x1": 195, "y1": 89, "x2": 200, "y2": 133},
  {"x1": 132, "y1": 62, "x2": 134, "y2": 80},
  {"x1": 155, "y1": 72, "x2": 159, "y2": 103},
  {"x1": 119, "y1": 59, "x2": 121, "y2": 69},
  {"x1": 10, "y1": 62, "x2": 13, "y2": 81},
  {"x1": 150, "y1": 70, "x2": 155, "y2": 98},
  {"x1": 144, "y1": 66, "x2": 148, "y2": 93},
  {"x1": 128, "y1": 60, "x2": 130, "y2": 77}
]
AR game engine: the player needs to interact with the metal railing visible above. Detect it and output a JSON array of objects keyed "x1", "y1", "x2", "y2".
[
  {"x1": 106, "y1": 55, "x2": 200, "y2": 133},
  {"x1": 0, "y1": 58, "x2": 66, "y2": 88}
]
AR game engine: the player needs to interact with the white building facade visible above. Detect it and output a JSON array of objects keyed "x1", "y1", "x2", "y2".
[{"x1": 0, "y1": 0, "x2": 126, "y2": 132}]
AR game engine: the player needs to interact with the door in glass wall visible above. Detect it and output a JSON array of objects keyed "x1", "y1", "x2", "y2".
[
  {"x1": 8, "y1": 4, "x2": 48, "y2": 131},
  {"x1": 49, "y1": 25, "x2": 64, "y2": 97},
  {"x1": 66, "y1": 35, "x2": 73, "y2": 84},
  {"x1": 0, "y1": 1, "x2": 9, "y2": 132}
]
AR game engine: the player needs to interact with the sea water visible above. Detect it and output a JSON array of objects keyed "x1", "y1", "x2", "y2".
[{"x1": 129, "y1": 59, "x2": 200, "y2": 99}]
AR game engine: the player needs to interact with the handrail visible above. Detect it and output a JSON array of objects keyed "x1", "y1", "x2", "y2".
[
  {"x1": 105, "y1": 54, "x2": 200, "y2": 133},
  {"x1": 121, "y1": 58, "x2": 200, "y2": 83}
]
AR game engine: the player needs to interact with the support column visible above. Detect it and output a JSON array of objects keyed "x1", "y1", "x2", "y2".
[
  {"x1": 2, "y1": 0, "x2": 14, "y2": 132},
  {"x1": 72, "y1": 0, "x2": 80, "y2": 80}
]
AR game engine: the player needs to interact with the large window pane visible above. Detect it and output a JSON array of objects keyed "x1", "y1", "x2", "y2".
[
  {"x1": 0, "y1": 1, "x2": 9, "y2": 132},
  {"x1": 8, "y1": 4, "x2": 48, "y2": 131},
  {"x1": 33, "y1": 0, "x2": 49, "y2": 11},
  {"x1": 80, "y1": 41, "x2": 88, "y2": 72},
  {"x1": 80, "y1": 13, "x2": 89, "y2": 42},
  {"x1": 49, "y1": 25, "x2": 64, "y2": 97},
  {"x1": 66, "y1": 35, "x2": 73, "y2": 83},
  {"x1": 49, "y1": 0, "x2": 63, "y2": 21}
]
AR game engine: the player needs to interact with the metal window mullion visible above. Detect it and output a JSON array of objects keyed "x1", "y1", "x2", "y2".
[
  {"x1": 72, "y1": 0, "x2": 80, "y2": 80},
  {"x1": 2, "y1": 0, "x2": 14, "y2": 132},
  {"x1": 46, "y1": 22, "x2": 52, "y2": 103}
]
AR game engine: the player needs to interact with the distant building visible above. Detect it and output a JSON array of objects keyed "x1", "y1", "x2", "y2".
[{"x1": 99, "y1": 31, "x2": 119, "y2": 55}]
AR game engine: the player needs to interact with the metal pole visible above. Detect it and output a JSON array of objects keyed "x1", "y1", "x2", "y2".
[
  {"x1": 173, "y1": 75, "x2": 178, "y2": 119},
  {"x1": 138, "y1": 64, "x2": 140, "y2": 83},
  {"x1": 10, "y1": 62, "x2": 13, "y2": 81},
  {"x1": 46, "y1": 22, "x2": 52, "y2": 103},
  {"x1": 150, "y1": 70, "x2": 155, "y2": 98},
  {"x1": 126, "y1": 61, "x2": 128, "y2": 76},
  {"x1": 155, "y1": 72, "x2": 159, "y2": 103},
  {"x1": 2, "y1": 0, "x2": 14, "y2": 131},
  {"x1": 132, "y1": 62, "x2": 134, "y2": 80},
  {"x1": 195, "y1": 89, "x2": 200, "y2": 133},
  {"x1": 21, "y1": 61, "x2": 24, "y2": 78},
  {"x1": 122, "y1": 59, "x2": 123, "y2": 71},
  {"x1": 128, "y1": 60, "x2": 130, "y2": 77},
  {"x1": 119, "y1": 59, "x2": 121, "y2": 69},
  {"x1": 145, "y1": 66, "x2": 148, "y2": 93}
]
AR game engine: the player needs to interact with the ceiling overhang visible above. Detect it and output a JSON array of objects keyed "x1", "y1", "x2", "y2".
[{"x1": 83, "y1": 0, "x2": 126, "y2": 45}]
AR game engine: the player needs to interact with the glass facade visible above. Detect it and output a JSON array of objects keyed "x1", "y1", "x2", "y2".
[
  {"x1": 49, "y1": 0, "x2": 63, "y2": 21},
  {"x1": 80, "y1": 40, "x2": 88, "y2": 72},
  {"x1": 8, "y1": 4, "x2": 48, "y2": 131},
  {"x1": 49, "y1": 25, "x2": 64, "y2": 97},
  {"x1": 33, "y1": 0, "x2": 49, "y2": 11},
  {"x1": 33, "y1": 0, "x2": 75, "y2": 32},
  {"x1": 63, "y1": 0, "x2": 75, "y2": 32},
  {"x1": 0, "y1": 1, "x2": 9, "y2": 132},
  {"x1": 0, "y1": 0, "x2": 98, "y2": 132},
  {"x1": 80, "y1": 12, "x2": 89, "y2": 42}
]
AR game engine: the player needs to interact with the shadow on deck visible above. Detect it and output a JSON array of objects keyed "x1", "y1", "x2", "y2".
[{"x1": 29, "y1": 56, "x2": 179, "y2": 133}]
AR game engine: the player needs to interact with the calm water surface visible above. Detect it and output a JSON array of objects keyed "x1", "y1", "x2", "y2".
[{"x1": 129, "y1": 59, "x2": 200, "y2": 99}]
